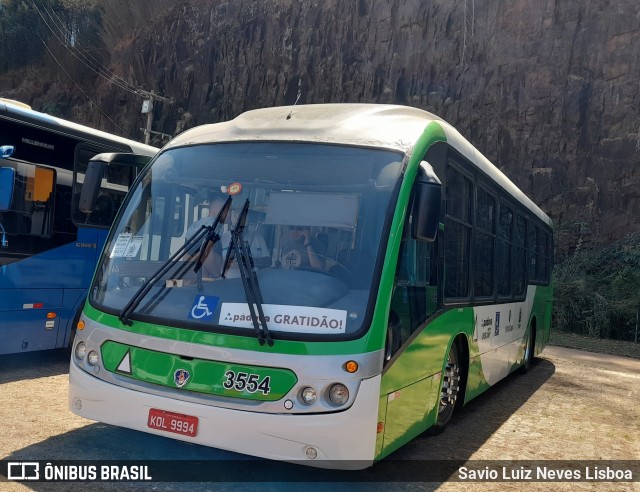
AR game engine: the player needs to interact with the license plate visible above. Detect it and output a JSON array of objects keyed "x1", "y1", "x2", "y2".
[{"x1": 148, "y1": 408, "x2": 198, "y2": 437}]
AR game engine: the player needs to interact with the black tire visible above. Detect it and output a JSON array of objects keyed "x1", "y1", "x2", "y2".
[
  {"x1": 520, "y1": 325, "x2": 535, "y2": 374},
  {"x1": 428, "y1": 341, "x2": 461, "y2": 435},
  {"x1": 384, "y1": 312, "x2": 402, "y2": 364}
]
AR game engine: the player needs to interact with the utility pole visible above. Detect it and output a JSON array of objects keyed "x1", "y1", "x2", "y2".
[{"x1": 138, "y1": 89, "x2": 171, "y2": 145}]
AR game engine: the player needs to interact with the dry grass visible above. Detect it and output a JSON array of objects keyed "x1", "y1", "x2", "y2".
[{"x1": 549, "y1": 330, "x2": 640, "y2": 359}]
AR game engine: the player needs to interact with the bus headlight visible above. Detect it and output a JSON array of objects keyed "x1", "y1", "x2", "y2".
[
  {"x1": 75, "y1": 341, "x2": 87, "y2": 360},
  {"x1": 300, "y1": 387, "x2": 317, "y2": 405},
  {"x1": 87, "y1": 350, "x2": 100, "y2": 366},
  {"x1": 329, "y1": 383, "x2": 349, "y2": 406}
]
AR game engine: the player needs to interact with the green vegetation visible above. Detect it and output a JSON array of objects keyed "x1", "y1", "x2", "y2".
[
  {"x1": 549, "y1": 331, "x2": 640, "y2": 359},
  {"x1": 553, "y1": 233, "x2": 640, "y2": 343}
]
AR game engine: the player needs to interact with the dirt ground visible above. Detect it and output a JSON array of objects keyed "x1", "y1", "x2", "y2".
[{"x1": 0, "y1": 346, "x2": 638, "y2": 491}]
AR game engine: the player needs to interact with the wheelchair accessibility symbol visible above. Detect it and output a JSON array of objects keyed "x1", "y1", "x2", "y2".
[{"x1": 188, "y1": 295, "x2": 219, "y2": 320}]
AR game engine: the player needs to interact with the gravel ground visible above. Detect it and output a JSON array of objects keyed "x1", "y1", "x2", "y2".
[{"x1": 0, "y1": 346, "x2": 638, "y2": 491}]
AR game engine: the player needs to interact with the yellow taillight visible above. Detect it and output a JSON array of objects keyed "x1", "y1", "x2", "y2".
[{"x1": 77, "y1": 320, "x2": 85, "y2": 330}]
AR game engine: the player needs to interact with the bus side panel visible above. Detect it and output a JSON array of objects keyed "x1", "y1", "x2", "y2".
[
  {"x1": 1, "y1": 230, "x2": 100, "y2": 290},
  {"x1": 54, "y1": 221, "x2": 120, "y2": 349},
  {"x1": 375, "y1": 395, "x2": 388, "y2": 460},
  {"x1": 465, "y1": 355, "x2": 492, "y2": 403},
  {"x1": 0, "y1": 289, "x2": 63, "y2": 354},
  {"x1": 379, "y1": 376, "x2": 437, "y2": 458},
  {"x1": 465, "y1": 285, "x2": 551, "y2": 404},
  {"x1": 379, "y1": 308, "x2": 473, "y2": 457},
  {"x1": 0, "y1": 228, "x2": 100, "y2": 354},
  {"x1": 379, "y1": 287, "x2": 547, "y2": 451}
]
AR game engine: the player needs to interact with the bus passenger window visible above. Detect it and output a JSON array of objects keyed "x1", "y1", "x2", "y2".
[
  {"x1": 497, "y1": 202, "x2": 514, "y2": 298},
  {"x1": 528, "y1": 224, "x2": 539, "y2": 282},
  {"x1": 514, "y1": 214, "x2": 527, "y2": 297},
  {"x1": 474, "y1": 186, "x2": 496, "y2": 298},
  {"x1": 30, "y1": 167, "x2": 55, "y2": 236},
  {"x1": 444, "y1": 164, "x2": 472, "y2": 299},
  {"x1": 2, "y1": 164, "x2": 55, "y2": 237}
]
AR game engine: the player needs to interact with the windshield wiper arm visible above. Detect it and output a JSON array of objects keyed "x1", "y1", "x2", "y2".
[
  {"x1": 194, "y1": 198, "x2": 231, "y2": 274},
  {"x1": 222, "y1": 199, "x2": 273, "y2": 346},
  {"x1": 193, "y1": 197, "x2": 232, "y2": 290},
  {"x1": 118, "y1": 196, "x2": 232, "y2": 326}
]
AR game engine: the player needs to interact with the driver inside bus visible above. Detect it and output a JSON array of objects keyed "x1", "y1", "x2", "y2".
[
  {"x1": 186, "y1": 192, "x2": 270, "y2": 277},
  {"x1": 280, "y1": 225, "x2": 326, "y2": 270}
]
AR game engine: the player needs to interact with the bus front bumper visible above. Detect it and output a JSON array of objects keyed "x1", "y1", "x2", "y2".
[{"x1": 69, "y1": 360, "x2": 379, "y2": 469}]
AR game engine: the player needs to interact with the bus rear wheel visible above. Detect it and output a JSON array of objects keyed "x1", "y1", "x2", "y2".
[{"x1": 429, "y1": 342, "x2": 461, "y2": 434}]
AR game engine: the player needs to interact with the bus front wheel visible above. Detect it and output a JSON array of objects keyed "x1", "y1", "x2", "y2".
[{"x1": 429, "y1": 342, "x2": 461, "y2": 434}]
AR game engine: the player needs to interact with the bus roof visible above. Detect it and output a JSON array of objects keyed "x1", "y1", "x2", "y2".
[
  {"x1": 166, "y1": 103, "x2": 551, "y2": 226},
  {"x1": 168, "y1": 103, "x2": 441, "y2": 154},
  {"x1": 0, "y1": 98, "x2": 158, "y2": 156}
]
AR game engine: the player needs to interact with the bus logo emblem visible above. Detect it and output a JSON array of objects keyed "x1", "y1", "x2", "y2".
[{"x1": 174, "y1": 369, "x2": 191, "y2": 388}]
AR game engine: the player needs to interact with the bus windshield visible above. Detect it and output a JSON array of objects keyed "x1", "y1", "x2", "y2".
[{"x1": 91, "y1": 142, "x2": 403, "y2": 339}]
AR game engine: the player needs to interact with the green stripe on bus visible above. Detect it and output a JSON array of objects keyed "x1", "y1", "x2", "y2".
[{"x1": 101, "y1": 340, "x2": 298, "y2": 401}]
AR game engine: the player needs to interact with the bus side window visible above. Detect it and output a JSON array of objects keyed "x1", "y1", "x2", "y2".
[
  {"x1": 443, "y1": 164, "x2": 473, "y2": 300},
  {"x1": 513, "y1": 214, "x2": 527, "y2": 297},
  {"x1": 3, "y1": 163, "x2": 55, "y2": 237},
  {"x1": 30, "y1": 166, "x2": 55, "y2": 236}
]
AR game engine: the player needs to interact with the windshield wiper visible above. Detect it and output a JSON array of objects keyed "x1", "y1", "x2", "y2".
[
  {"x1": 221, "y1": 199, "x2": 273, "y2": 346},
  {"x1": 118, "y1": 196, "x2": 232, "y2": 326},
  {"x1": 194, "y1": 197, "x2": 232, "y2": 275},
  {"x1": 193, "y1": 197, "x2": 232, "y2": 290}
]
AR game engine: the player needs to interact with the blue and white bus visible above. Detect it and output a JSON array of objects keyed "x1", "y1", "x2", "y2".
[{"x1": 0, "y1": 99, "x2": 157, "y2": 355}]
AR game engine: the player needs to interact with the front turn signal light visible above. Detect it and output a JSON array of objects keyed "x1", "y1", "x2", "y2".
[{"x1": 345, "y1": 360, "x2": 358, "y2": 373}]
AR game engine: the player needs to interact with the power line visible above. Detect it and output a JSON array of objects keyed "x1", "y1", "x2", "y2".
[
  {"x1": 39, "y1": 1, "x2": 143, "y2": 95},
  {"x1": 37, "y1": 34, "x2": 134, "y2": 139},
  {"x1": 32, "y1": 0, "x2": 172, "y2": 142},
  {"x1": 36, "y1": 0, "x2": 171, "y2": 103},
  {"x1": 34, "y1": 1, "x2": 171, "y2": 104},
  {"x1": 31, "y1": 1, "x2": 141, "y2": 97},
  {"x1": 36, "y1": 0, "x2": 141, "y2": 95}
]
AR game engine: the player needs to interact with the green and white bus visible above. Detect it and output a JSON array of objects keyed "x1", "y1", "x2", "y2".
[{"x1": 69, "y1": 104, "x2": 553, "y2": 468}]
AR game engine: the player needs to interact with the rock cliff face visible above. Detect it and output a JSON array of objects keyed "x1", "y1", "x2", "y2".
[{"x1": 2, "y1": 0, "x2": 640, "y2": 255}]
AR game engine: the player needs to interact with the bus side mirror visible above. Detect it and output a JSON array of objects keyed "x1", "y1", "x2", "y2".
[
  {"x1": 0, "y1": 167, "x2": 15, "y2": 211},
  {"x1": 411, "y1": 161, "x2": 442, "y2": 242},
  {"x1": 79, "y1": 160, "x2": 106, "y2": 213},
  {"x1": 79, "y1": 152, "x2": 153, "y2": 213}
]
